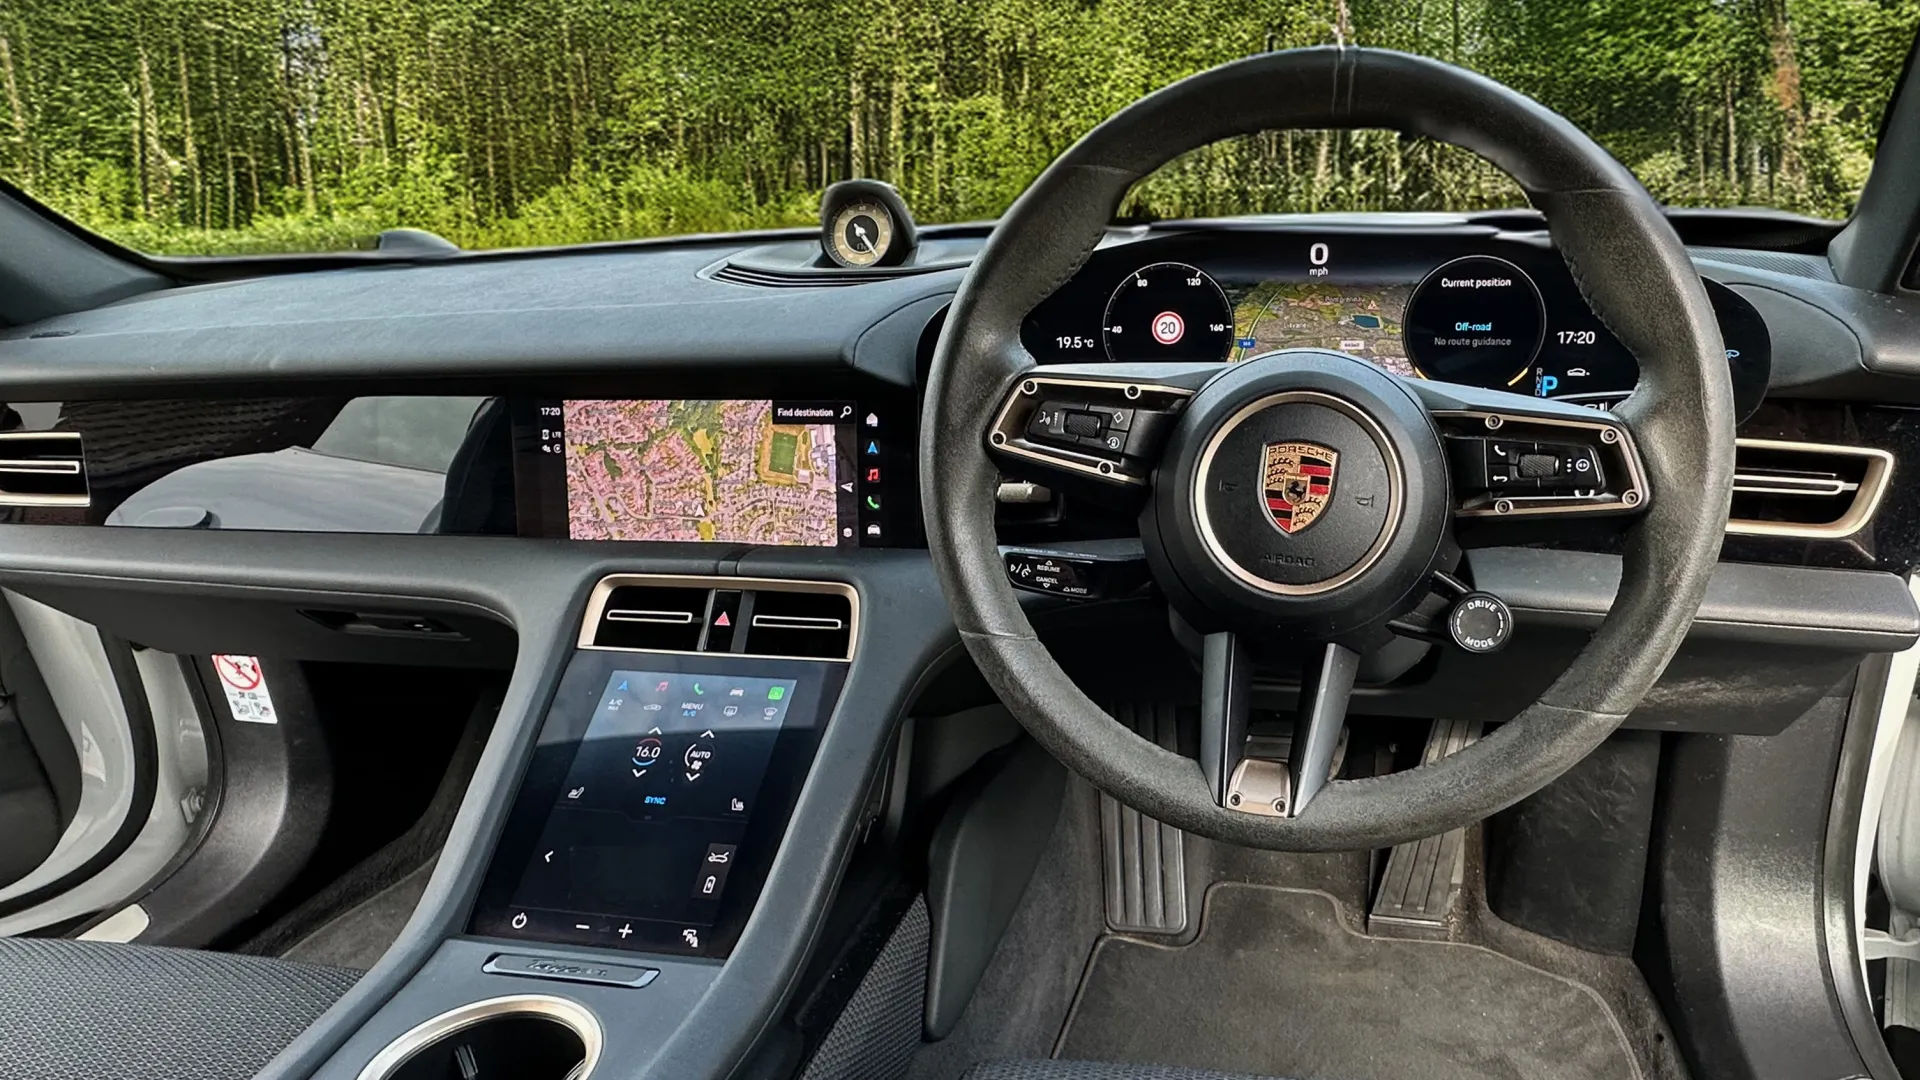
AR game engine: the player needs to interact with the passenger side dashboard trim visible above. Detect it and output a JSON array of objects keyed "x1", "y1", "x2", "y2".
[{"x1": 1726, "y1": 438, "x2": 1894, "y2": 540}]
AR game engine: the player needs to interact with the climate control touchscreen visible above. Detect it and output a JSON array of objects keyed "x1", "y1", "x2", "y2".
[{"x1": 471, "y1": 656, "x2": 838, "y2": 957}]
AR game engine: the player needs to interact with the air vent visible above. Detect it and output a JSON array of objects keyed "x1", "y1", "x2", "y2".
[
  {"x1": 739, "y1": 589, "x2": 854, "y2": 660},
  {"x1": 590, "y1": 585, "x2": 709, "y2": 652},
  {"x1": 1726, "y1": 438, "x2": 1892, "y2": 539},
  {"x1": 0, "y1": 432, "x2": 88, "y2": 507},
  {"x1": 580, "y1": 576, "x2": 856, "y2": 661},
  {"x1": 711, "y1": 262, "x2": 928, "y2": 288}
]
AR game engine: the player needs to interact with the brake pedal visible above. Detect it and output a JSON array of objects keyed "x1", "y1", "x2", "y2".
[{"x1": 1369, "y1": 718, "x2": 1482, "y2": 939}]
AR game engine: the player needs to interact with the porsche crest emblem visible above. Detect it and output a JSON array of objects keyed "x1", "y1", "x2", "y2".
[{"x1": 1261, "y1": 441, "x2": 1338, "y2": 535}]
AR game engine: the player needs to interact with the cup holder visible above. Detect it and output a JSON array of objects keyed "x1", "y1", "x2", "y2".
[{"x1": 355, "y1": 995, "x2": 602, "y2": 1080}]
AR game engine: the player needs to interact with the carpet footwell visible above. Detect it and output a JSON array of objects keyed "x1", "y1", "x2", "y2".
[{"x1": 1058, "y1": 884, "x2": 1639, "y2": 1080}]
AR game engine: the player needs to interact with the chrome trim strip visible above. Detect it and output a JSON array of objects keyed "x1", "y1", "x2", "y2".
[
  {"x1": 1191, "y1": 390, "x2": 1405, "y2": 597},
  {"x1": 1727, "y1": 438, "x2": 1894, "y2": 539},
  {"x1": 0, "y1": 460, "x2": 81, "y2": 475},
  {"x1": 604, "y1": 609, "x2": 697, "y2": 625},
  {"x1": 750, "y1": 615, "x2": 845, "y2": 631},
  {"x1": 1733, "y1": 472, "x2": 1857, "y2": 498},
  {"x1": 0, "y1": 432, "x2": 87, "y2": 508},
  {"x1": 355, "y1": 994, "x2": 602, "y2": 1080},
  {"x1": 579, "y1": 574, "x2": 857, "y2": 662}
]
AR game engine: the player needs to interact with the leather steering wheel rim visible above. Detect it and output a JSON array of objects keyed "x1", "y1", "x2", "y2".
[{"x1": 920, "y1": 47, "x2": 1736, "y2": 852}]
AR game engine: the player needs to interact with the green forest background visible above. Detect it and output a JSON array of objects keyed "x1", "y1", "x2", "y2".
[{"x1": 0, "y1": 0, "x2": 1914, "y2": 255}]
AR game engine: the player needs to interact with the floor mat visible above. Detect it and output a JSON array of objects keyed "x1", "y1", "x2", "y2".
[{"x1": 1059, "y1": 884, "x2": 1639, "y2": 1080}]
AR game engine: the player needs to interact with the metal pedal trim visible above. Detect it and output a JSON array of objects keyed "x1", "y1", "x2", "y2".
[
  {"x1": 1101, "y1": 702, "x2": 1188, "y2": 934},
  {"x1": 1369, "y1": 718, "x2": 1482, "y2": 938}
]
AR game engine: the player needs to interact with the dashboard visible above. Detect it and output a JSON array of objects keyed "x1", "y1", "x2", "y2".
[
  {"x1": 1, "y1": 213, "x2": 1915, "y2": 580},
  {"x1": 1021, "y1": 227, "x2": 1773, "y2": 419},
  {"x1": 2, "y1": 192, "x2": 1917, "y2": 1080}
]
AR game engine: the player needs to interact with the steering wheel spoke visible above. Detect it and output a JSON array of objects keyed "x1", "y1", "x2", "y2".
[
  {"x1": 1198, "y1": 630, "x2": 1252, "y2": 806},
  {"x1": 1288, "y1": 642, "x2": 1359, "y2": 816},
  {"x1": 1209, "y1": 639, "x2": 1360, "y2": 818},
  {"x1": 986, "y1": 363, "x2": 1216, "y2": 486},
  {"x1": 1403, "y1": 381, "x2": 1650, "y2": 521}
]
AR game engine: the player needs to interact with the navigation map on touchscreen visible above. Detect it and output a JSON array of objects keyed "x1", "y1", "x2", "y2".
[{"x1": 563, "y1": 399, "x2": 840, "y2": 545}]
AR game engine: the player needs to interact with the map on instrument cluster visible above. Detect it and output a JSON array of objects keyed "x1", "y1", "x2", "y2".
[
  {"x1": 563, "y1": 399, "x2": 840, "y2": 545},
  {"x1": 1228, "y1": 282, "x2": 1417, "y2": 377}
]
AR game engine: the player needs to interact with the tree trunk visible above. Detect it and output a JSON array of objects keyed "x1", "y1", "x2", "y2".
[
  {"x1": 849, "y1": 74, "x2": 866, "y2": 178},
  {"x1": 177, "y1": 36, "x2": 202, "y2": 229},
  {"x1": 137, "y1": 43, "x2": 171, "y2": 219},
  {"x1": 0, "y1": 29, "x2": 29, "y2": 186},
  {"x1": 1763, "y1": 0, "x2": 1804, "y2": 187},
  {"x1": 1725, "y1": 78, "x2": 1737, "y2": 196}
]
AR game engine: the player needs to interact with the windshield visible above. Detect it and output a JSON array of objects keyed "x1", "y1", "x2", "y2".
[{"x1": 0, "y1": 1, "x2": 1913, "y2": 256}]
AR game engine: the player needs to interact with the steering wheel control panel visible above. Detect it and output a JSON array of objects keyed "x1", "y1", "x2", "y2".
[
  {"x1": 989, "y1": 374, "x2": 1195, "y2": 485},
  {"x1": 1433, "y1": 409, "x2": 1647, "y2": 517},
  {"x1": 470, "y1": 576, "x2": 851, "y2": 959}
]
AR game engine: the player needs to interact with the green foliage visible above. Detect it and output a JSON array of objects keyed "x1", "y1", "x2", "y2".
[{"x1": 0, "y1": 0, "x2": 1912, "y2": 255}]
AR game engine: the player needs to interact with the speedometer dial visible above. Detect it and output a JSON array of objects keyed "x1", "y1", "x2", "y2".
[{"x1": 1103, "y1": 263, "x2": 1233, "y2": 362}]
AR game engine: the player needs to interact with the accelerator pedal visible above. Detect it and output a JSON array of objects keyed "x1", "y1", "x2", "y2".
[
  {"x1": 1368, "y1": 718, "x2": 1483, "y2": 939},
  {"x1": 1100, "y1": 702, "x2": 1188, "y2": 935}
]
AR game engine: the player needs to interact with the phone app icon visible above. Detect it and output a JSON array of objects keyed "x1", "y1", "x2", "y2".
[
  {"x1": 767, "y1": 686, "x2": 786, "y2": 701},
  {"x1": 693, "y1": 682, "x2": 707, "y2": 695}
]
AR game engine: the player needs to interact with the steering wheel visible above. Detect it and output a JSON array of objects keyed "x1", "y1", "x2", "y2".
[{"x1": 921, "y1": 48, "x2": 1735, "y2": 852}]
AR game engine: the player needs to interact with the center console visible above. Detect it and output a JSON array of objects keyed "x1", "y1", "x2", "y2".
[
  {"x1": 472, "y1": 576, "x2": 852, "y2": 962},
  {"x1": 335, "y1": 573, "x2": 864, "y2": 1080}
]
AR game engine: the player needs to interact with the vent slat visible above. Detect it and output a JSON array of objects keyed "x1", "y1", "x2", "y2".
[
  {"x1": 605, "y1": 609, "x2": 698, "y2": 624},
  {"x1": 591, "y1": 586, "x2": 708, "y2": 651},
  {"x1": 711, "y1": 262, "x2": 930, "y2": 288},
  {"x1": 1727, "y1": 438, "x2": 1892, "y2": 539},
  {"x1": 738, "y1": 590, "x2": 854, "y2": 659},
  {"x1": 0, "y1": 433, "x2": 89, "y2": 507}
]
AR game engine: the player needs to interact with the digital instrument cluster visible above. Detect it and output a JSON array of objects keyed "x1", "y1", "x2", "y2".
[{"x1": 1021, "y1": 230, "x2": 1772, "y2": 418}]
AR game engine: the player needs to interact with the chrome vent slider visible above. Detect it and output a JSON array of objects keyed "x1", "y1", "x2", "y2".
[
  {"x1": 0, "y1": 431, "x2": 88, "y2": 507},
  {"x1": 1726, "y1": 437, "x2": 1892, "y2": 539}
]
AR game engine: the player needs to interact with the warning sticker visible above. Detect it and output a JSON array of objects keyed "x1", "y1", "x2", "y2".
[{"x1": 212, "y1": 654, "x2": 278, "y2": 724}]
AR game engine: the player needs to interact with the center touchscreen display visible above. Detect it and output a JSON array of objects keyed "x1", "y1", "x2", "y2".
[
  {"x1": 471, "y1": 655, "x2": 839, "y2": 957},
  {"x1": 510, "y1": 398, "x2": 894, "y2": 546}
]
